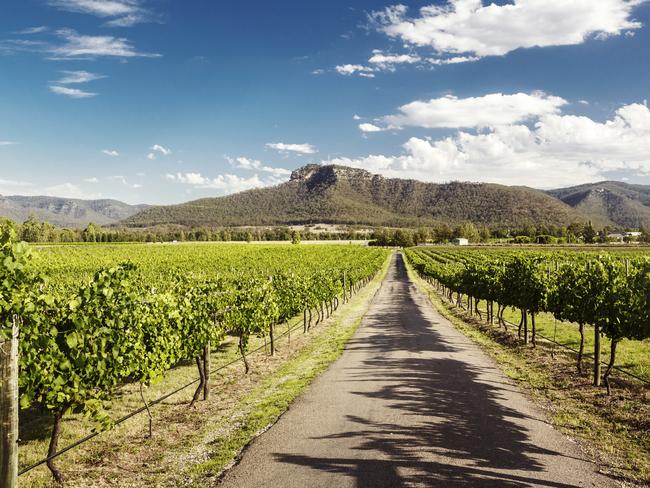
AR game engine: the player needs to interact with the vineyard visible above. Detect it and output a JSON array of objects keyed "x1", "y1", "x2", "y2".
[
  {"x1": 405, "y1": 246, "x2": 650, "y2": 392},
  {"x1": 0, "y1": 234, "x2": 389, "y2": 484}
]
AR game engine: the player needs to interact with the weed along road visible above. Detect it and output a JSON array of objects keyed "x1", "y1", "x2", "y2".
[{"x1": 218, "y1": 254, "x2": 616, "y2": 488}]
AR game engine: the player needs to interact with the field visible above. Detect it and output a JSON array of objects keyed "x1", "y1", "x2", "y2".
[{"x1": 1, "y1": 241, "x2": 390, "y2": 485}]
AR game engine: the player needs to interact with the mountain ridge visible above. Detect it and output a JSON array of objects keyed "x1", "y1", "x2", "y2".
[
  {"x1": 5, "y1": 167, "x2": 650, "y2": 229},
  {"x1": 547, "y1": 181, "x2": 650, "y2": 228},
  {"x1": 121, "y1": 164, "x2": 585, "y2": 229},
  {"x1": 0, "y1": 195, "x2": 148, "y2": 228}
]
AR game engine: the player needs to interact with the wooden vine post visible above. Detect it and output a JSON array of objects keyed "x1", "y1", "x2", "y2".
[
  {"x1": 343, "y1": 271, "x2": 347, "y2": 304},
  {"x1": 203, "y1": 340, "x2": 211, "y2": 400},
  {"x1": 0, "y1": 315, "x2": 19, "y2": 488}
]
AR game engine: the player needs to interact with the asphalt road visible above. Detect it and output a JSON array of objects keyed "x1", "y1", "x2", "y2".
[{"x1": 218, "y1": 253, "x2": 617, "y2": 488}]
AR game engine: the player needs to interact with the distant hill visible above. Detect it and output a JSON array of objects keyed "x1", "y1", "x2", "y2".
[
  {"x1": 122, "y1": 164, "x2": 582, "y2": 229},
  {"x1": 547, "y1": 181, "x2": 650, "y2": 228},
  {"x1": 0, "y1": 195, "x2": 149, "y2": 228}
]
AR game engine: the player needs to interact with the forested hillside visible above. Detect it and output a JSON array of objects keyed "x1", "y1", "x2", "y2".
[{"x1": 123, "y1": 164, "x2": 582, "y2": 228}]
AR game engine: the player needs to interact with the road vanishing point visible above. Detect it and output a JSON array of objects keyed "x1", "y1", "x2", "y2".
[{"x1": 218, "y1": 253, "x2": 616, "y2": 488}]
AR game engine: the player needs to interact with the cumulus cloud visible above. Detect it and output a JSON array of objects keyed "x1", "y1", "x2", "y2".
[
  {"x1": 166, "y1": 172, "x2": 283, "y2": 194},
  {"x1": 151, "y1": 144, "x2": 171, "y2": 156},
  {"x1": 49, "y1": 85, "x2": 97, "y2": 98},
  {"x1": 326, "y1": 101, "x2": 650, "y2": 188},
  {"x1": 359, "y1": 123, "x2": 385, "y2": 133},
  {"x1": 265, "y1": 142, "x2": 317, "y2": 155},
  {"x1": 147, "y1": 144, "x2": 171, "y2": 160},
  {"x1": 227, "y1": 156, "x2": 292, "y2": 177},
  {"x1": 368, "y1": 51, "x2": 421, "y2": 69},
  {"x1": 102, "y1": 149, "x2": 119, "y2": 156},
  {"x1": 47, "y1": 0, "x2": 157, "y2": 27},
  {"x1": 335, "y1": 64, "x2": 376, "y2": 77},
  {"x1": 381, "y1": 92, "x2": 567, "y2": 129},
  {"x1": 43, "y1": 182, "x2": 101, "y2": 199},
  {"x1": 371, "y1": 1, "x2": 645, "y2": 60}
]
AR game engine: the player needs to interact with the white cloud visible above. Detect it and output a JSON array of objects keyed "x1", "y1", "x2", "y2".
[
  {"x1": 47, "y1": 0, "x2": 155, "y2": 27},
  {"x1": 85, "y1": 177, "x2": 99, "y2": 183},
  {"x1": 49, "y1": 85, "x2": 97, "y2": 98},
  {"x1": 428, "y1": 55, "x2": 480, "y2": 65},
  {"x1": 325, "y1": 101, "x2": 650, "y2": 188},
  {"x1": 227, "y1": 156, "x2": 292, "y2": 177},
  {"x1": 49, "y1": 28, "x2": 160, "y2": 59},
  {"x1": 335, "y1": 64, "x2": 376, "y2": 77},
  {"x1": 368, "y1": 51, "x2": 421, "y2": 69},
  {"x1": 147, "y1": 153, "x2": 155, "y2": 160},
  {"x1": 371, "y1": 1, "x2": 645, "y2": 60},
  {"x1": 102, "y1": 149, "x2": 119, "y2": 157},
  {"x1": 43, "y1": 182, "x2": 101, "y2": 199},
  {"x1": 381, "y1": 92, "x2": 567, "y2": 129},
  {"x1": 359, "y1": 123, "x2": 385, "y2": 133},
  {"x1": 0, "y1": 141, "x2": 16, "y2": 146},
  {"x1": 17, "y1": 26, "x2": 49, "y2": 35},
  {"x1": 150, "y1": 144, "x2": 171, "y2": 156},
  {"x1": 166, "y1": 172, "x2": 284, "y2": 195},
  {"x1": 353, "y1": 114, "x2": 362, "y2": 120},
  {"x1": 56, "y1": 70, "x2": 105, "y2": 84},
  {"x1": 266, "y1": 142, "x2": 317, "y2": 155}
]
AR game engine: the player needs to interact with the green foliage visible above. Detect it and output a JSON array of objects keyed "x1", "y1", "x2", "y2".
[
  {"x1": 406, "y1": 246, "x2": 650, "y2": 386},
  {"x1": 14, "y1": 243, "x2": 389, "y2": 432}
]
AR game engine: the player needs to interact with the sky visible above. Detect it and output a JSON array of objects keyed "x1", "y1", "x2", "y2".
[{"x1": 2, "y1": 0, "x2": 650, "y2": 205}]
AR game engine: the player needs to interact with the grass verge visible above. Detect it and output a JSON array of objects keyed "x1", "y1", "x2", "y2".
[{"x1": 403, "y1": 253, "x2": 650, "y2": 487}]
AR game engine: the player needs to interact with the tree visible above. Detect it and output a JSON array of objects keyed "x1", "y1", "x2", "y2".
[
  {"x1": 454, "y1": 223, "x2": 480, "y2": 243},
  {"x1": 291, "y1": 231, "x2": 301, "y2": 245},
  {"x1": 640, "y1": 225, "x2": 650, "y2": 243},
  {"x1": 583, "y1": 221, "x2": 597, "y2": 244},
  {"x1": 82, "y1": 222, "x2": 101, "y2": 243},
  {"x1": 20, "y1": 214, "x2": 42, "y2": 242}
]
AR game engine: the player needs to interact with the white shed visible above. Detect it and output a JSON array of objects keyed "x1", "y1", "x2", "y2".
[{"x1": 452, "y1": 238, "x2": 469, "y2": 246}]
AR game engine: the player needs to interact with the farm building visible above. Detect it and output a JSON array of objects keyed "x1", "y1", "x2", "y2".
[{"x1": 452, "y1": 238, "x2": 469, "y2": 246}]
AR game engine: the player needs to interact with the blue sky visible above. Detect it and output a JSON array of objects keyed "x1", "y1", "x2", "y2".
[{"x1": 2, "y1": 0, "x2": 650, "y2": 204}]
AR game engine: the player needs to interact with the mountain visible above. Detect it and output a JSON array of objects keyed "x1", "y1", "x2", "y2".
[
  {"x1": 547, "y1": 181, "x2": 650, "y2": 228},
  {"x1": 0, "y1": 195, "x2": 149, "y2": 228},
  {"x1": 122, "y1": 164, "x2": 582, "y2": 229}
]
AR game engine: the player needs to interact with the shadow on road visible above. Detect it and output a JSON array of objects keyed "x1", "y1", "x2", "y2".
[{"x1": 273, "y1": 254, "x2": 582, "y2": 487}]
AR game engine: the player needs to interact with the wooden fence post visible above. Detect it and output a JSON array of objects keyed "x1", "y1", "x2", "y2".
[{"x1": 0, "y1": 315, "x2": 19, "y2": 488}]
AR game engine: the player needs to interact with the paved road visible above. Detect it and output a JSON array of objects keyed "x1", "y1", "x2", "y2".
[{"x1": 218, "y1": 254, "x2": 617, "y2": 488}]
